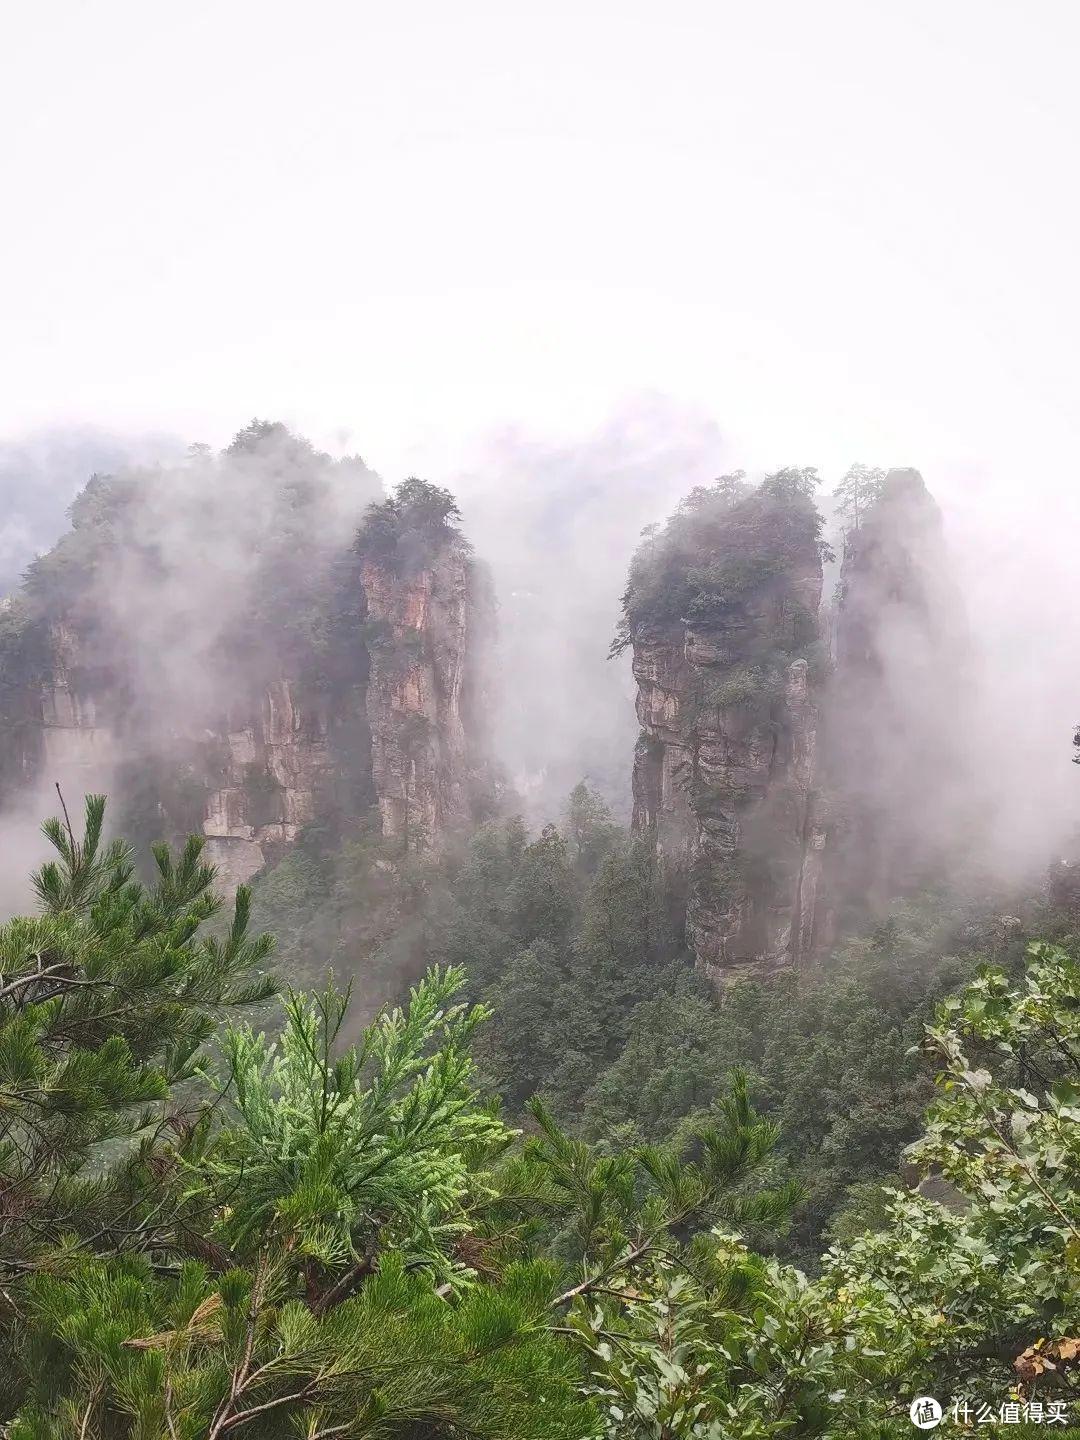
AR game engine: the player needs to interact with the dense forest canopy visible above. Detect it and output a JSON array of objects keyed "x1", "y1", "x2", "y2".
[
  {"x1": 1, "y1": 798, "x2": 1079, "y2": 1437},
  {"x1": 611, "y1": 467, "x2": 828, "y2": 649}
]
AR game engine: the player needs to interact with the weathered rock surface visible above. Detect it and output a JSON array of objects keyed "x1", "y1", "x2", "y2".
[
  {"x1": 361, "y1": 539, "x2": 489, "y2": 852},
  {"x1": 38, "y1": 620, "x2": 119, "y2": 780},
  {"x1": 2, "y1": 541, "x2": 490, "y2": 888},
  {"x1": 201, "y1": 680, "x2": 346, "y2": 887},
  {"x1": 825, "y1": 468, "x2": 972, "y2": 921},
  {"x1": 1049, "y1": 855, "x2": 1080, "y2": 915},
  {"x1": 626, "y1": 466, "x2": 983, "y2": 982},
  {"x1": 629, "y1": 501, "x2": 827, "y2": 983}
]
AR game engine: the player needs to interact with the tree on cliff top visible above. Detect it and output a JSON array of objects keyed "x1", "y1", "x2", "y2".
[
  {"x1": 674, "y1": 470, "x2": 751, "y2": 518},
  {"x1": 357, "y1": 476, "x2": 465, "y2": 570},
  {"x1": 610, "y1": 467, "x2": 826, "y2": 655},
  {"x1": 758, "y1": 465, "x2": 821, "y2": 502},
  {"x1": 226, "y1": 417, "x2": 322, "y2": 460},
  {"x1": 833, "y1": 462, "x2": 885, "y2": 532},
  {"x1": 16, "y1": 421, "x2": 378, "y2": 690}
]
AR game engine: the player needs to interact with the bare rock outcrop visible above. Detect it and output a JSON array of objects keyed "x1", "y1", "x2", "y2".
[
  {"x1": 362, "y1": 538, "x2": 492, "y2": 853},
  {"x1": 0, "y1": 465, "x2": 493, "y2": 892},
  {"x1": 202, "y1": 680, "x2": 345, "y2": 887},
  {"x1": 625, "y1": 472, "x2": 828, "y2": 982},
  {"x1": 625, "y1": 465, "x2": 985, "y2": 981},
  {"x1": 825, "y1": 467, "x2": 972, "y2": 922}
]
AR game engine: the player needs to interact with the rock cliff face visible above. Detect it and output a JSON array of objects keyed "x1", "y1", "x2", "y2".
[
  {"x1": 28, "y1": 620, "x2": 118, "y2": 785},
  {"x1": 200, "y1": 536, "x2": 492, "y2": 883},
  {"x1": 625, "y1": 466, "x2": 977, "y2": 982},
  {"x1": 625, "y1": 474, "x2": 828, "y2": 982},
  {"x1": 361, "y1": 539, "x2": 492, "y2": 853},
  {"x1": 200, "y1": 678, "x2": 357, "y2": 889},
  {"x1": 825, "y1": 468, "x2": 971, "y2": 921},
  {"x1": 4, "y1": 539, "x2": 488, "y2": 886},
  {"x1": 1049, "y1": 856, "x2": 1080, "y2": 915},
  {"x1": 0, "y1": 454, "x2": 492, "y2": 892}
]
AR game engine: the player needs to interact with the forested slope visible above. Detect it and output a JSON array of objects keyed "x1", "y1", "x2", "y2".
[{"x1": 1, "y1": 800, "x2": 1079, "y2": 1436}]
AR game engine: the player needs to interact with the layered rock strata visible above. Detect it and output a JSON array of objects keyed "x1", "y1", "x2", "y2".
[
  {"x1": 629, "y1": 491, "x2": 827, "y2": 982},
  {"x1": 2, "y1": 542, "x2": 489, "y2": 887},
  {"x1": 361, "y1": 538, "x2": 491, "y2": 853},
  {"x1": 627, "y1": 466, "x2": 972, "y2": 982}
]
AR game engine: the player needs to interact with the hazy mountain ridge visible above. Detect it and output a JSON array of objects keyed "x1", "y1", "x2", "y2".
[{"x1": 0, "y1": 425, "x2": 495, "y2": 905}]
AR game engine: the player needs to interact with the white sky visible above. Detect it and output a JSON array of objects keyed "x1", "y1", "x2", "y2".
[
  {"x1": 3, "y1": 0, "x2": 1079, "y2": 496},
  {"x1": 1, "y1": 0, "x2": 1077, "y2": 866}
]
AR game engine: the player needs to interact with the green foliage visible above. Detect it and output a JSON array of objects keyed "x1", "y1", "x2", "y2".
[
  {"x1": 473, "y1": 941, "x2": 568, "y2": 1109},
  {"x1": 1, "y1": 807, "x2": 596, "y2": 1438},
  {"x1": 254, "y1": 784, "x2": 691, "y2": 1136},
  {"x1": 565, "y1": 781, "x2": 622, "y2": 879},
  {"x1": 112, "y1": 744, "x2": 226, "y2": 862},
  {"x1": 16, "y1": 1248, "x2": 593, "y2": 1440},
  {"x1": 0, "y1": 601, "x2": 49, "y2": 754},
  {"x1": 357, "y1": 476, "x2": 464, "y2": 571},
  {"x1": 468, "y1": 828, "x2": 683, "y2": 1118},
  {"x1": 809, "y1": 940, "x2": 1080, "y2": 1420},
  {"x1": 22, "y1": 472, "x2": 138, "y2": 615},
  {"x1": 674, "y1": 471, "x2": 752, "y2": 519},
  {"x1": 580, "y1": 890, "x2": 1047, "y2": 1264},
  {"x1": 698, "y1": 664, "x2": 778, "y2": 713},
  {"x1": 247, "y1": 819, "x2": 403, "y2": 1017},
  {"x1": 5, "y1": 804, "x2": 800, "y2": 1439},
  {"x1": 758, "y1": 466, "x2": 821, "y2": 502},
  {"x1": 0, "y1": 795, "x2": 275, "y2": 1415},
  {"x1": 572, "y1": 1244, "x2": 882, "y2": 1439},
  {"x1": 226, "y1": 417, "x2": 318, "y2": 460},
  {"x1": 13, "y1": 1034, "x2": 798, "y2": 1437},
  {"x1": 569, "y1": 940, "x2": 1080, "y2": 1435},
  {"x1": 204, "y1": 968, "x2": 505, "y2": 1285},
  {"x1": 610, "y1": 468, "x2": 827, "y2": 749},
  {"x1": 252, "y1": 787, "x2": 1049, "y2": 1276},
  {"x1": 9, "y1": 796, "x2": 1080, "y2": 1437},
  {"x1": 581, "y1": 979, "x2": 731, "y2": 1144},
  {"x1": 522, "y1": 1075, "x2": 816, "y2": 1439}
]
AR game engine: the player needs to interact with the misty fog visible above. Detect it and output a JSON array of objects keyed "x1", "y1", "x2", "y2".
[
  {"x1": 0, "y1": 405, "x2": 1075, "y2": 902},
  {"x1": 448, "y1": 399, "x2": 727, "y2": 822},
  {"x1": 0, "y1": 427, "x2": 181, "y2": 594}
]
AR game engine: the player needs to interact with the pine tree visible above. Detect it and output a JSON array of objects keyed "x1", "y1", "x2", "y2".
[
  {"x1": 759, "y1": 466, "x2": 821, "y2": 502},
  {"x1": 833, "y1": 463, "x2": 885, "y2": 531},
  {"x1": 564, "y1": 782, "x2": 620, "y2": 880},
  {"x1": 0, "y1": 793, "x2": 275, "y2": 1416},
  {"x1": 713, "y1": 470, "x2": 750, "y2": 508},
  {"x1": 10, "y1": 956, "x2": 595, "y2": 1437},
  {"x1": 674, "y1": 471, "x2": 750, "y2": 518}
]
